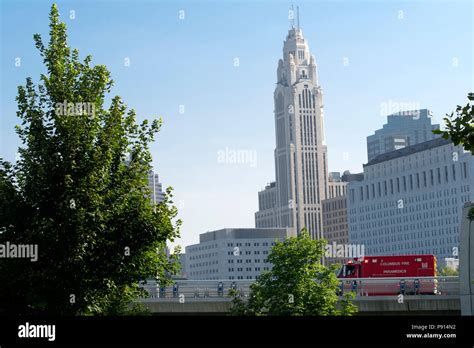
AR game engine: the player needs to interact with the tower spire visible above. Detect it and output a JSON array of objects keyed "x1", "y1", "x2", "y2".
[
  {"x1": 290, "y1": 4, "x2": 295, "y2": 28},
  {"x1": 297, "y1": 6, "x2": 300, "y2": 30}
]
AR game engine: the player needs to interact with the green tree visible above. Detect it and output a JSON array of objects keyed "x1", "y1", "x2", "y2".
[
  {"x1": 433, "y1": 93, "x2": 474, "y2": 218},
  {"x1": 229, "y1": 229, "x2": 357, "y2": 316},
  {"x1": 439, "y1": 267, "x2": 459, "y2": 276},
  {"x1": 433, "y1": 93, "x2": 474, "y2": 154},
  {"x1": 0, "y1": 4, "x2": 181, "y2": 315}
]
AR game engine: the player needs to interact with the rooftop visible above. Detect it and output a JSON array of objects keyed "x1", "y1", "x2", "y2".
[
  {"x1": 199, "y1": 228, "x2": 294, "y2": 243},
  {"x1": 365, "y1": 137, "x2": 452, "y2": 167}
]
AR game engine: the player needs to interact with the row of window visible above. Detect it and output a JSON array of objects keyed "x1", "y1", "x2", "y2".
[
  {"x1": 227, "y1": 250, "x2": 269, "y2": 255},
  {"x1": 188, "y1": 244, "x2": 218, "y2": 252},
  {"x1": 228, "y1": 259, "x2": 266, "y2": 264},
  {"x1": 226, "y1": 242, "x2": 274, "y2": 247},
  {"x1": 189, "y1": 269, "x2": 218, "y2": 276},
  {"x1": 189, "y1": 253, "x2": 218, "y2": 261},
  {"x1": 350, "y1": 163, "x2": 468, "y2": 203},
  {"x1": 352, "y1": 216, "x2": 460, "y2": 232},
  {"x1": 228, "y1": 267, "x2": 269, "y2": 272},
  {"x1": 229, "y1": 276, "x2": 260, "y2": 280},
  {"x1": 367, "y1": 247, "x2": 456, "y2": 257}
]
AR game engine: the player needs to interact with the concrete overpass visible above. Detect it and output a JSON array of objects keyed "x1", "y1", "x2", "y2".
[
  {"x1": 138, "y1": 276, "x2": 460, "y2": 315},
  {"x1": 140, "y1": 295, "x2": 460, "y2": 316}
]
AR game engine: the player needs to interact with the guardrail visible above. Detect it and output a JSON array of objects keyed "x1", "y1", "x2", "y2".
[
  {"x1": 139, "y1": 280, "x2": 253, "y2": 299},
  {"x1": 337, "y1": 276, "x2": 459, "y2": 297},
  {"x1": 138, "y1": 277, "x2": 459, "y2": 300}
]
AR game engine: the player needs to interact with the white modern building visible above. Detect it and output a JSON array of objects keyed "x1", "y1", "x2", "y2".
[
  {"x1": 255, "y1": 21, "x2": 329, "y2": 240},
  {"x1": 185, "y1": 228, "x2": 295, "y2": 280},
  {"x1": 347, "y1": 137, "x2": 474, "y2": 261}
]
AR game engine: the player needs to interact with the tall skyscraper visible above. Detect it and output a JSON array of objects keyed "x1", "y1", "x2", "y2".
[
  {"x1": 255, "y1": 22, "x2": 329, "y2": 240},
  {"x1": 148, "y1": 171, "x2": 165, "y2": 205},
  {"x1": 366, "y1": 109, "x2": 440, "y2": 162}
]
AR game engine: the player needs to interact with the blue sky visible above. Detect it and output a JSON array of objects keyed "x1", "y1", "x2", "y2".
[{"x1": 1, "y1": 0, "x2": 473, "y2": 249}]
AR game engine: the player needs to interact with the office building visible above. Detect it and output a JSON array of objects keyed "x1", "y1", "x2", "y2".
[
  {"x1": 255, "y1": 182, "x2": 278, "y2": 228},
  {"x1": 185, "y1": 228, "x2": 295, "y2": 280},
  {"x1": 367, "y1": 109, "x2": 440, "y2": 162},
  {"x1": 347, "y1": 137, "x2": 473, "y2": 261},
  {"x1": 322, "y1": 171, "x2": 363, "y2": 247}
]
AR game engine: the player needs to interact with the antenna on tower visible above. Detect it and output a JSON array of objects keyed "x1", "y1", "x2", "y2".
[
  {"x1": 297, "y1": 6, "x2": 300, "y2": 30},
  {"x1": 290, "y1": 4, "x2": 295, "y2": 28}
]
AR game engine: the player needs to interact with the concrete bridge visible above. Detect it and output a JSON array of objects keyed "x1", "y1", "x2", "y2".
[
  {"x1": 138, "y1": 276, "x2": 460, "y2": 315},
  {"x1": 140, "y1": 295, "x2": 460, "y2": 316}
]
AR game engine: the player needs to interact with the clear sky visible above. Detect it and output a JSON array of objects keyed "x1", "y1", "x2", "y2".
[{"x1": 1, "y1": 0, "x2": 473, "y2": 250}]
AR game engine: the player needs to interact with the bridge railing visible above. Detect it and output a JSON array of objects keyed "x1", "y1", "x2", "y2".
[
  {"x1": 138, "y1": 277, "x2": 459, "y2": 300},
  {"x1": 139, "y1": 280, "x2": 253, "y2": 299},
  {"x1": 337, "y1": 276, "x2": 459, "y2": 297}
]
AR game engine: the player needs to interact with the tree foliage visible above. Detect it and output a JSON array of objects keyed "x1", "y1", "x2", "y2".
[
  {"x1": 433, "y1": 93, "x2": 474, "y2": 218},
  {"x1": 439, "y1": 267, "x2": 459, "y2": 277},
  {"x1": 433, "y1": 93, "x2": 474, "y2": 154},
  {"x1": 0, "y1": 4, "x2": 181, "y2": 315},
  {"x1": 230, "y1": 230, "x2": 357, "y2": 316}
]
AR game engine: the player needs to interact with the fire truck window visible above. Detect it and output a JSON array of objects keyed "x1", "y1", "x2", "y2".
[
  {"x1": 337, "y1": 266, "x2": 345, "y2": 277},
  {"x1": 345, "y1": 265, "x2": 355, "y2": 276}
]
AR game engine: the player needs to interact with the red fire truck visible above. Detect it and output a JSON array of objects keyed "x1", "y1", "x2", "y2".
[{"x1": 336, "y1": 254, "x2": 438, "y2": 296}]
